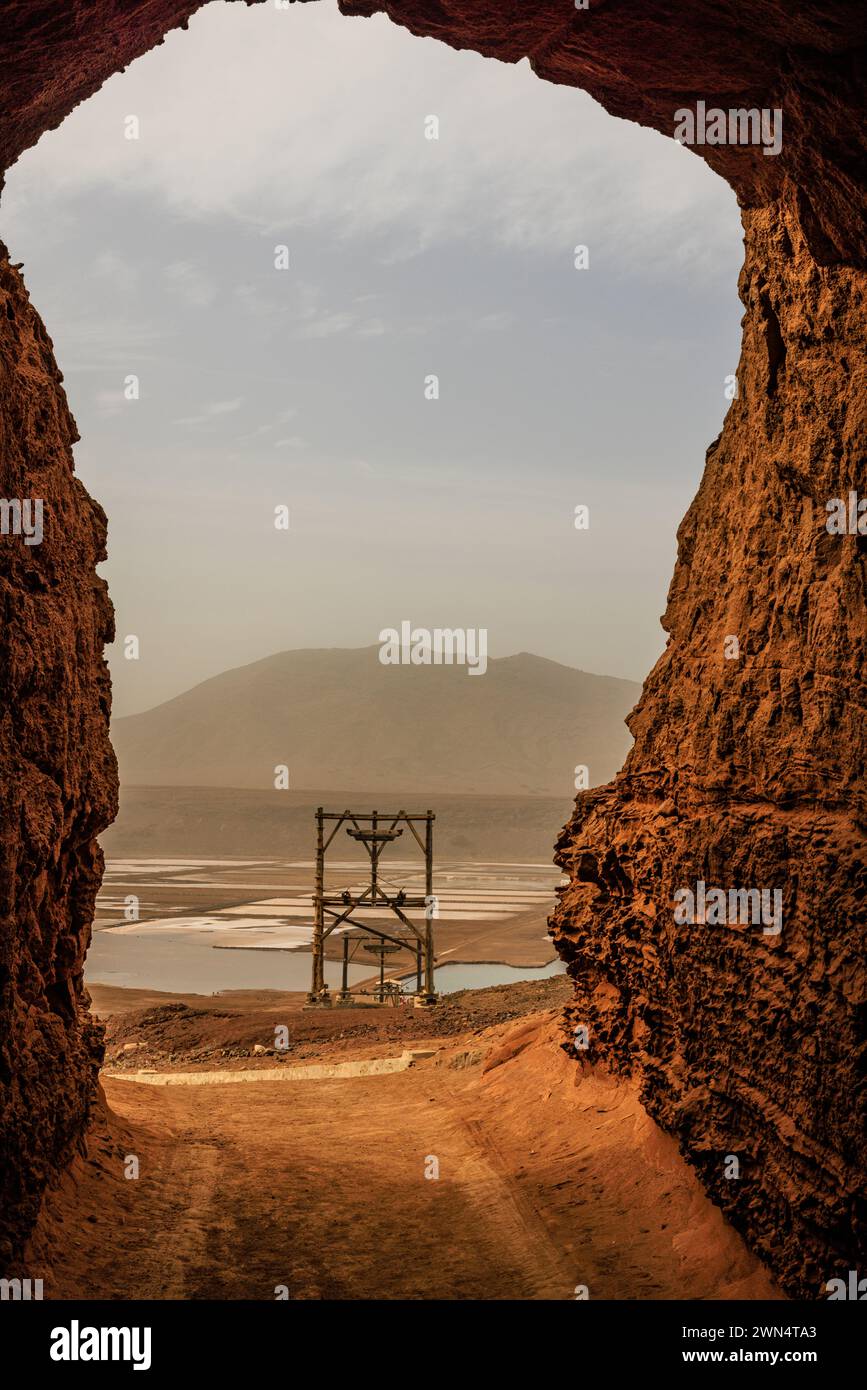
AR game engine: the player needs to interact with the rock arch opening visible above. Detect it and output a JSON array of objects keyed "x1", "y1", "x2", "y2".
[{"x1": 0, "y1": 0, "x2": 864, "y2": 1297}]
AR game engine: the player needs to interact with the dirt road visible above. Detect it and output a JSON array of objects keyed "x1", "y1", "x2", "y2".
[{"x1": 25, "y1": 1011, "x2": 780, "y2": 1301}]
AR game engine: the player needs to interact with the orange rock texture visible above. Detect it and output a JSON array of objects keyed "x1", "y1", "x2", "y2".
[
  {"x1": 555, "y1": 185, "x2": 866, "y2": 1297},
  {"x1": 0, "y1": 246, "x2": 117, "y2": 1266}
]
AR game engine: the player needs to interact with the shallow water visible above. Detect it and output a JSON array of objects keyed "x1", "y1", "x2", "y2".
[
  {"x1": 86, "y1": 928, "x2": 370, "y2": 994},
  {"x1": 408, "y1": 959, "x2": 566, "y2": 993},
  {"x1": 88, "y1": 857, "x2": 564, "y2": 997}
]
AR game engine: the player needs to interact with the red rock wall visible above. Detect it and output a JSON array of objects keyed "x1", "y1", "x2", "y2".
[
  {"x1": 0, "y1": 0, "x2": 864, "y2": 1292},
  {"x1": 554, "y1": 189, "x2": 867, "y2": 1297},
  {"x1": 0, "y1": 246, "x2": 117, "y2": 1267}
]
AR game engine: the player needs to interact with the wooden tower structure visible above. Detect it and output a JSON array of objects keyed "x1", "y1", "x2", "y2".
[{"x1": 307, "y1": 808, "x2": 437, "y2": 1006}]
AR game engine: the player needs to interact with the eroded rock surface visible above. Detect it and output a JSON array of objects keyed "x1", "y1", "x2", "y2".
[
  {"x1": 554, "y1": 189, "x2": 866, "y2": 1298},
  {"x1": 0, "y1": 0, "x2": 864, "y2": 1291},
  {"x1": 0, "y1": 247, "x2": 117, "y2": 1267}
]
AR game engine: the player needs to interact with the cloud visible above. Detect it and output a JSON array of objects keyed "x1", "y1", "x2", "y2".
[
  {"x1": 470, "y1": 311, "x2": 515, "y2": 334},
  {"x1": 174, "y1": 397, "x2": 243, "y2": 426},
  {"x1": 3, "y1": 2, "x2": 739, "y2": 279},
  {"x1": 51, "y1": 311, "x2": 166, "y2": 371},
  {"x1": 91, "y1": 250, "x2": 140, "y2": 294},
  {"x1": 164, "y1": 259, "x2": 218, "y2": 307},
  {"x1": 93, "y1": 387, "x2": 125, "y2": 418},
  {"x1": 301, "y1": 309, "x2": 356, "y2": 339}
]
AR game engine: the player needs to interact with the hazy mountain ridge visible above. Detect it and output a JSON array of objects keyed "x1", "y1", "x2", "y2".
[{"x1": 112, "y1": 646, "x2": 640, "y2": 796}]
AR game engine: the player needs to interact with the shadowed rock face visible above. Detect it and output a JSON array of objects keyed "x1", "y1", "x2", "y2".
[
  {"x1": 555, "y1": 190, "x2": 867, "y2": 1297},
  {"x1": 0, "y1": 247, "x2": 117, "y2": 1267},
  {"x1": 0, "y1": 0, "x2": 864, "y2": 1290}
]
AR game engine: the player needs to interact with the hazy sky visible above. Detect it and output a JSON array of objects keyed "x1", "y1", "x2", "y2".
[{"x1": 1, "y1": 0, "x2": 744, "y2": 716}]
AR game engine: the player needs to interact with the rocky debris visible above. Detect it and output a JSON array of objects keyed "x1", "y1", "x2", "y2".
[{"x1": 98, "y1": 977, "x2": 574, "y2": 1072}]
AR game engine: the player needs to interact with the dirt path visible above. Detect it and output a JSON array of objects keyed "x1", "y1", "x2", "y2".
[
  {"x1": 100, "y1": 1065, "x2": 567, "y2": 1299},
  {"x1": 26, "y1": 1011, "x2": 781, "y2": 1301}
]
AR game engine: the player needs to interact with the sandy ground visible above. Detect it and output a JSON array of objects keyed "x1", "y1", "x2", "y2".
[{"x1": 24, "y1": 983, "x2": 781, "y2": 1301}]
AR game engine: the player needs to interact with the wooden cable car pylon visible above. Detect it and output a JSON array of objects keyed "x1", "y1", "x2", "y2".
[{"x1": 306, "y1": 808, "x2": 437, "y2": 1007}]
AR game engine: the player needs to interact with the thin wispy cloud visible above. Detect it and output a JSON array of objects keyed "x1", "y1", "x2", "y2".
[
  {"x1": 4, "y1": 2, "x2": 738, "y2": 280},
  {"x1": 164, "y1": 260, "x2": 218, "y2": 307},
  {"x1": 175, "y1": 397, "x2": 243, "y2": 426},
  {"x1": 0, "y1": 0, "x2": 743, "y2": 716}
]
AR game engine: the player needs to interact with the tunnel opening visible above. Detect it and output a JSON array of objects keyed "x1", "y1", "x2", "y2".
[{"x1": 0, "y1": 0, "x2": 864, "y2": 1300}]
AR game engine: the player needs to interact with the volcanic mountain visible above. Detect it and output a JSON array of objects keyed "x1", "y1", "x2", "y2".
[{"x1": 111, "y1": 646, "x2": 639, "y2": 796}]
